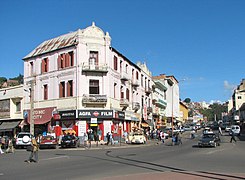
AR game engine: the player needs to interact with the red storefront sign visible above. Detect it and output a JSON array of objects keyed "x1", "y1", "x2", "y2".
[{"x1": 26, "y1": 107, "x2": 55, "y2": 125}]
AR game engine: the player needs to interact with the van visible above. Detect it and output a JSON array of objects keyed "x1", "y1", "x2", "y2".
[{"x1": 229, "y1": 125, "x2": 240, "y2": 136}]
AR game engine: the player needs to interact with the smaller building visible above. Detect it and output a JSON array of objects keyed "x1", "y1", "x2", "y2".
[{"x1": 0, "y1": 85, "x2": 24, "y2": 137}]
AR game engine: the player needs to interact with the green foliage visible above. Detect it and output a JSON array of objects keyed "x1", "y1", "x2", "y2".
[
  {"x1": 10, "y1": 74, "x2": 24, "y2": 84},
  {"x1": 199, "y1": 103, "x2": 228, "y2": 121},
  {"x1": 184, "y1": 98, "x2": 191, "y2": 103},
  {"x1": 0, "y1": 77, "x2": 7, "y2": 85}
]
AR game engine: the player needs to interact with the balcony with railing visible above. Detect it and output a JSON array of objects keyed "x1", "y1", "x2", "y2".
[
  {"x1": 145, "y1": 87, "x2": 152, "y2": 94},
  {"x1": 120, "y1": 71, "x2": 130, "y2": 81},
  {"x1": 82, "y1": 94, "x2": 107, "y2": 106},
  {"x1": 132, "y1": 79, "x2": 140, "y2": 87},
  {"x1": 120, "y1": 98, "x2": 129, "y2": 108},
  {"x1": 155, "y1": 99, "x2": 167, "y2": 108},
  {"x1": 82, "y1": 62, "x2": 108, "y2": 73},
  {"x1": 132, "y1": 102, "x2": 140, "y2": 112}
]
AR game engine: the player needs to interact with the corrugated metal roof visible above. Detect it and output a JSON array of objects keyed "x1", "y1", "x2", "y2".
[{"x1": 23, "y1": 31, "x2": 78, "y2": 59}]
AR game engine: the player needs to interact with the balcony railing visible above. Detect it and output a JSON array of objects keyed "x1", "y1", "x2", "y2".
[
  {"x1": 132, "y1": 102, "x2": 140, "y2": 111},
  {"x1": 82, "y1": 94, "x2": 107, "y2": 105},
  {"x1": 132, "y1": 79, "x2": 140, "y2": 87},
  {"x1": 82, "y1": 63, "x2": 108, "y2": 73},
  {"x1": 120, "y1": 71, "x2": 130, "y2": 81},
  {"x1": 120, "y1": 98, "x2": 129, "y2": 108},
  {"x1": 155, "y1": 99, "x2": 167, "y2": 108},
  {"x1": 145, "y1": 87, "x2": 152, "y2": 94}
]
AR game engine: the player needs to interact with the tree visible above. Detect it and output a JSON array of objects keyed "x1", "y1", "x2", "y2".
[
  {"x1": 184, "y1": 98, "x2": 191, "y2": 103},
  {"x1": 0, "y1": 77, "x2": 7, "y2": 87},
  {"x1": 199, "y1": 103, "x2": 228, "y2": 121},
  {"x1": 10, "y1": 74, "x2": 23, "y2": 84}
]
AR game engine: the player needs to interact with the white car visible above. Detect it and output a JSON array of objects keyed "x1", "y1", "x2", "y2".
[
  {"x1": 130, "y1": 132, "x2": 146, "y2": 144},
  {"x1": 15, "y1": 132, "x2": 34, "y2": 149},
  {"x1": 229, "y1": 125, "x2": 240, "y2": 136}
]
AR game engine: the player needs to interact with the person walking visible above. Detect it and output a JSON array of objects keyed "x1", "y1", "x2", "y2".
[
  {"x1": 0, "y1": 137, "x2": 4, "y2": 154},
  {"x1": 25, "y1": 137, "x2": 39, "y2": 163},
  {"x1": 106, "y1": 132, "x2": 110, "y2": 145},
  {"x1": 230, "y1": 130, "x2": 237, "y2": 143},
  {"x1": 219, "y1": 126, "x2": 223, "y2": 136},
  {"x1": 6, "y1": 137, "x2": 14, "y2": 153}
]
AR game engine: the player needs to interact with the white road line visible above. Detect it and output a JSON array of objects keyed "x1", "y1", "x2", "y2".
[
  {"x1": 40, "y1": 155, "x2": 69, "y2": 161},
  {"x1": 206, "y1": 148, "x2": 226, "y2": 155},
  {"x1": 0, "y1": 173, "x2": 4, "y2": 176}
]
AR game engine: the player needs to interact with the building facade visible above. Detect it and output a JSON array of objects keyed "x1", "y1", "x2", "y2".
[
  {"x1": 0, "y1": 85, "x2": 24, "y2": 137},
  {"x1": 23, "y1": 22, "x2": 153, "y2": 140}
]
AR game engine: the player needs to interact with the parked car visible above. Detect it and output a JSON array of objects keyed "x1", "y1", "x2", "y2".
[
  {"x1": 229, "y1": 125, "x2": 240, "y2": 136},
  {"x1": 15, "y1": 132, "x2": 34, "y2": 149},
  {"x1": 130, "y1": 132, "x2": 146, "y2": 144},
  {"x1": 183, "y1": 125, "x2": 193, "y2": 131},
  {"x1": 61, "y1": 135, "x2": 80, "y2": 148},
  {"x1": 198, "y1": 133, "x2": 220, "y2": 148},
  {"x1": 39, "y1": 135, "x2": 58, "y2": 149}
]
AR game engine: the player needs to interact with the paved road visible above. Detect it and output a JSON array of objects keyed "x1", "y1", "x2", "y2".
[{"x1": 0, "y1": 130, "x2": 245, "y2": 180}]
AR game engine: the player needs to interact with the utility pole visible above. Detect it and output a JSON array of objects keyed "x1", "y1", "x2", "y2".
[{"x1": 30, "y1": 79, "x2": 35, "y2": 135}]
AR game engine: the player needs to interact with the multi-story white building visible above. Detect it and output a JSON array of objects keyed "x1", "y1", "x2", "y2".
[
  {"x1": 152, "y1": 76, "x2": 168, "y2": 129},
  {"x1": 0, "y1": 85, "x2": 24, "y2": 137},
  {"x1": 23, "y1": 22, "x2": 153, "y2": 140}
]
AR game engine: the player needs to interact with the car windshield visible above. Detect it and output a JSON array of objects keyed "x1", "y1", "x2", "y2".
[
  {"x1": 42, "y1": 136, "x2": 55, "y2": 140},
  {"x1": 18, "y1": 134, "x2": 30, "y2": 138},
  {"x1": 203, "y1": 134, "x2": 215, "y2": 138},
  {"x1": 62, "y1": 135, "x2": 76, "y2": 140}
]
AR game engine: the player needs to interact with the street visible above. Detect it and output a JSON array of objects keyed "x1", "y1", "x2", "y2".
[{"x1": 0, "y1": 130, "x2": 245, "y2": 180}]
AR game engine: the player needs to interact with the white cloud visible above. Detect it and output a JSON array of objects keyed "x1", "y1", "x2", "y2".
[{"x1": 224, "y1": 80, "x2": 236, "y2": 92}]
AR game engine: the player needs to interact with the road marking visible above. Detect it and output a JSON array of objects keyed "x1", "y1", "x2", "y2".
[
  {"x1": 206, "y1": 148, "x2": 226, "y2": 155},
  {"x1": 0, "y1": 173, "x2": 3, "y2": 176},
  {"x1": 40, "y1": 155, "x2": 69, "y2": 161}
]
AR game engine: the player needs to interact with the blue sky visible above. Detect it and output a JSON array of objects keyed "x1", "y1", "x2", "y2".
[{"x1": 0, "y1": 0, "x2": 244, "y2": 103}]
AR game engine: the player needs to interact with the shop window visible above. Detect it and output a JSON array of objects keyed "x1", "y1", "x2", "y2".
[{"x1": 89, "y1": 80, "x2": 99, "y2": 94}]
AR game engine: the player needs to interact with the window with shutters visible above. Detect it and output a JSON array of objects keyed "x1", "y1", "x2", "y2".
[
  {"x1": 120, "y1": 86, "x2": 124, "y2": 99},
  {"x1": 126, "y1": 88, "x2": 129, "y2": 100},
  {"x1": 68, "y1": 51, "x2": 74, "y2": 66},
  {"x1": 89, "y1": 80, "x2": 99, "y2": 94},
  {"x1": 41, "y1": 58, "x2": 49, "y2": 73},
  {"x1": 114, "y1": 56, "x2": 118, "y2": 71},
  {"x1": 44, "y1": 84, "x2": 48, "y2": 100},
  {"x1": 30, "y1": 61, "x2": 34, "y2": 76},
  {"x1": 136, "y1": 71, "x2": 139, "y2": 80},
  {"x1": 114, "y1": 83, "x2": 117, "y2": 98},
  {"x1": 59, "y1": 81, "x2": 65, "y2": 98},
  {"x1": 89, "y1": 51, "x2": 98, "y2": 65},
  {"x1": 67, "y1": 80, "x2": 73, "y2": 97},
  {"x1": 58, "y1": 51, "x2": 74, "y2": 69}
]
